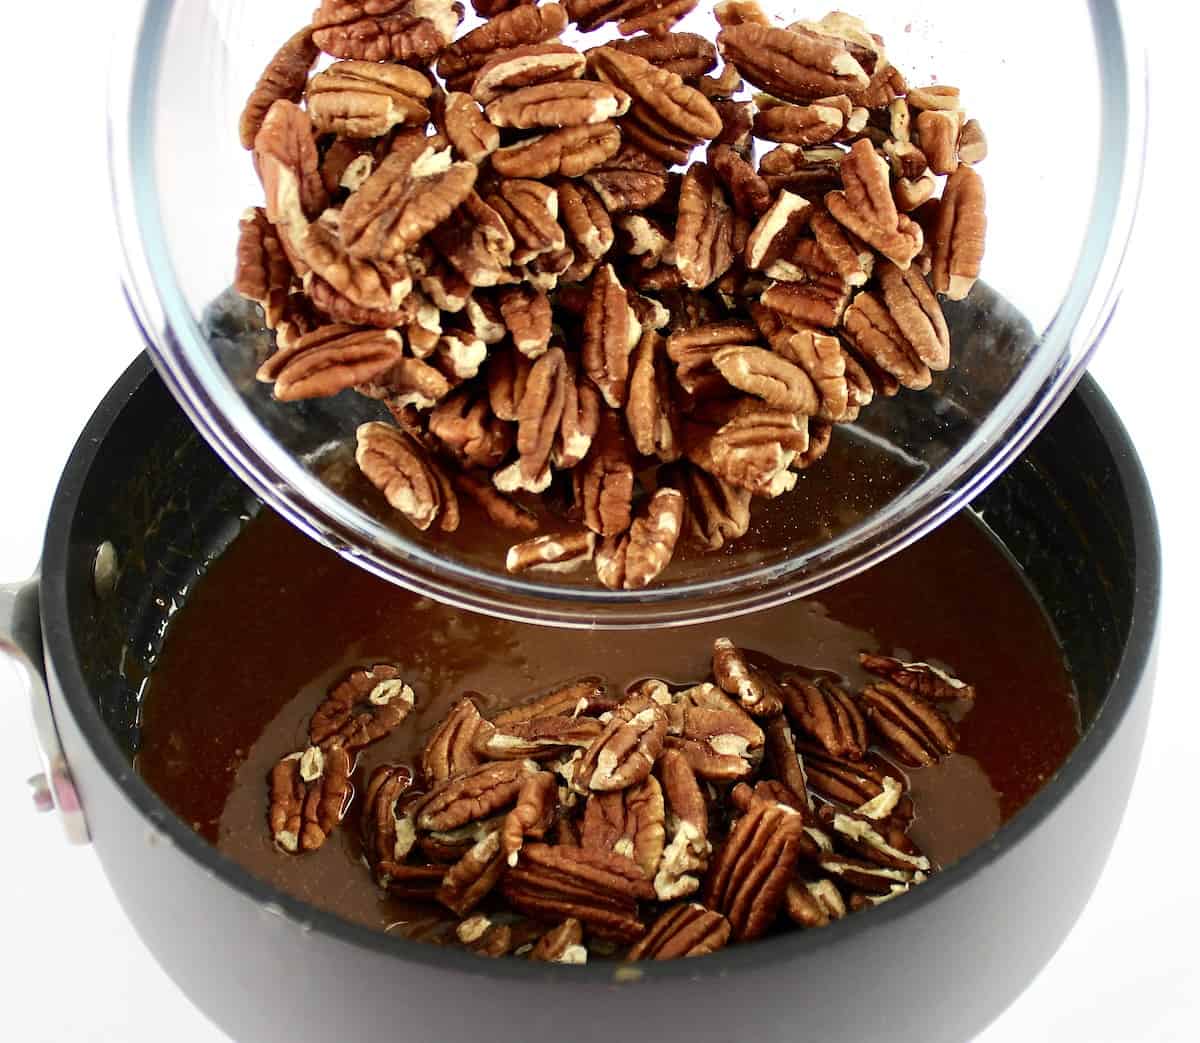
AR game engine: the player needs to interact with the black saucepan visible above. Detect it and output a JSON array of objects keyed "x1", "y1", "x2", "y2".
[{"x1": 2, "y1": 354, "x2": 1158, "y2": 1042}]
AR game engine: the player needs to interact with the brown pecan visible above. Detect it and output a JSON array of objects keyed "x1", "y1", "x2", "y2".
[
  {"x1": 859, "y1": 653, "x2": 975, "y2": 702},
  {"x1": 789, "y1": 11, "x2": 884, "y2": 76},
  {"x1": 235, "y1": 208, "x2": 293, "y2": 328},
  {"x1": 610, "y1": 32, "x2": 717, "y2": 81},
  {"x1": 437, "y1": 827, "x2": 506, "y2": 915},
  {"x1": 456, "y1": 914, "x2": 543, "y2": 958},
  {"x1": 582, "y1": 141, "x2": 670, "y2": 212},
  {"x1": 240, "y1": 27, "x2": 319, "y2": 150},
  {"x1": 878, "y1": 260, "x2": 950, "y2": 370},
  {"x1": 700, "y1": 64, "x2": 745, "y2": 103},
  {"x1": 470, "y1": 42, "x2": 586, "y2": 105},
  {"x1": 255, "y1": 100, "x2": 328, "y2": 223},
  {"x1": 486, "y1": 80, "x2": 631, "y2": 128},
  {"x1": 355, "y1": 421, "x2": 452, "y2": 531},
  {"x1": 566, "y1": 0, "x2": 697, "y2": 36},
  {"x1": 495, "y1": 678, "x2": 615, "y2": 727},
  {"x1": 268, "y1": 743, "x2": 353, "y2": 854},
  {"x1": 376, "y1": 862, "x2": 446, "y2": 899},
  {"x1": 958, "y1": 118, "x2": 988, "y2": 165},
  {"x1": 311, "y1": 0, "x2": 460, "y2": 64},
  {"x1": 825, "y1": 139, "x2": 923, "y2": 269},
  {"x1": 306, "y1": 273, "x2": 410, "y2": 328},
  {"x1": 785, "y1": 878, "x2": 846, "y2": 928},
  {"x1": 654, "y1": 746, "x2": 710, "y2": 899},
  {"x1": 666, "y1": 320, "x2": 755, "y2": 397},
  {"x1": 258, "y1": 324, "x2": 402, "y2": 401},
  {"x1": 841, "y1": 291, "x2": 933, "y2": 391},
  {"x1": 596, "y1": 487, "x2": 684, "y2": 591},
  {"x1": 453, "y1": 470, "x2": 539, "y2": 533},
  {"x1": 485, "y1": 180, "x2": 565, "y2": 265},
  {"x1": 475, "y1": 713, "x2": 603, "y2": 761},
  {"x1": 576, "y1": 692, "x2": 668, "y2": 792},
  {"x1": 529, "y1": 918, "x2": 587, "y2": 963},
  {"x1": 359, "y1": 355, "x2": 453, "y2": 410},
  {"x1": 414, "y1": 244, "x2": 473, "y2": 311},
  {"x1": 493, "y1": 121, "x2": 622, "y2": 178},
  {"x1": 628, "y1": 904, "x2": 731, "y2": 960},
  {"x1": 860, "y1": 681, "x2": 959, "y2": 767},
  {"x1": 931, "y1": 164, "x2": 986, "y2": 301},
  {"x1": 713, "y1": 0, "x2": 769, "y2": 27},
  {"x1": 810, "y1": 209, "x2": 874, "y2": 287},
  {"x1": 913, "y1": 109, "x2": 959, "y2": 176},
  {"x1": 758, "y1": 143, "x2": 843, "y2": 197},
  {"x1": 750, "y1": 306, "x2": 848, "y2": 421},
  {"x1": 754, "y1": 95, "x2": 853, "y2": 146},
  {"x1": 422, "y1": 696, "x2": 486, "y2": 782},
  {"x1": 418, "y1": 759, "x2": 537, "y2": 832},
  {"x1": 582, "y1": 264, "x2": 641, "y2": 408},
  {"x1": 505, "y1": 528, "x2": 597, "y2": 574},
  {"x1": 558, "y1": 180, "x2": 615, "y2": 263},
  {"x1": 717, "y1": 24, "x2": 869, "y2": 104},
  {"x1": 796, "y1": 743, "x2": 911, "y2": 822},
  {"x1": 308, "y1": 61, "x2": 432, "y2": 138},
  {"x1": 743, "y1": 190, "x2": 812, "y2": 271},
  {"x1": 626, "y1": 329, "x2": 680, "y2": 461},
  {"x1": 362, "y1": 763, "x2": 417, "y2": 867},
  {"x1": 712, "y1": 345, "x2": 818, "y2": 414},
  {"x1": 617, "y1": 213, "x2": 675, "y2": 269},
  {"x1": 487, "y1": 343, "x2": 534, "y2": 420},
  {"x1": 827, "y1": 809, "x2": 931, "y2": 874},
  {"x1": 665, "y1": 462, "x2": 751, "y2": 551},
  {"x1": 500, "y1": 770, "x2": 558, "y2": 864},
  {"x1": 493, "y1": 285, "x2": 550, "y2": 359},
  {"x1": 503, "y1": 843, "x2": 653, "y2": 942},
  {"x1": 310, "y1": 663, "x2": 414, "y2": 749},
  {"x1": 442, "y1": 92, "x2": 500, "y2": 163},
  {"x1": 665, "y1": 683, "x2": 765, "y2": 781},
  {"x1": 709, "y1": 144, "x2": 771, "y2": 217},
  {"x1": 674, "y1": 163, "x2": 735, "y2": 290},
  {"x1": 554, "y1": 354, "x2": 602, "y2": 467},
  {"x1": 341, "y1": 143, "x2": 477, "y2": 264},
  {"x1": 819, "y1": 852, "x2": 922, "y2": 895},
  {"x1": 429, "y1": 386, "x2": 510, "y2": 468},
  {"x1": 506, "y1": 345, "x2": 565, "y2": 489},
  {"x1": 581, "y1": 774, "x2": 665, "y2": 878},
  {"x1": 428, "y1": 190, "x2": 516, "y2": 287},
  {"x1": 438, "y1": 4, "x2": 569, "y2": 93},
  {"x1": 685, "y1": 400, "x2": 808, "y2": 497},
  {"x1": 795, "y1": 419, "x2": 833, "y2": 469},
  {"x1": 712, "y1": 638, "x2": 785, "y2": 717},
  {"x1": 702, "y1": 799, "x2": 809, "y2": 940},
  {"x1": 763, "y1": 715, "x2": 813, "y2": 811},
  {"x1": 780, "y1": 675, "x2": 867, "y2": 760}
]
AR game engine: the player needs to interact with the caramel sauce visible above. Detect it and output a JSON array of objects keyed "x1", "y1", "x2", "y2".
[{"x1": 136, "y1": 508, "x2": 1080, "y2": 934}]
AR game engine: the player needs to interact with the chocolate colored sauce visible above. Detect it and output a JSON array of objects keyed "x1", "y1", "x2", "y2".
[{"x1": 136, "y1": 508, "x2": 1080, "y2": 935}]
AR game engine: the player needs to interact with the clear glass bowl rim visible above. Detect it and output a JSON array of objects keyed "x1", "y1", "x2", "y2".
[{"x1": 108, "y1": 0, "x2": 1147, "y2": 629}]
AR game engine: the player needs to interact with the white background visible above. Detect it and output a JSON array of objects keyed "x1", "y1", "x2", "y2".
[{"x1": 2, "y1": 5, "x2": 1196, "y2": 1041}]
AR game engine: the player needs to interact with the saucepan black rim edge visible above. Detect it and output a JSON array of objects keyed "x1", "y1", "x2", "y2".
[{"x1": 39, "y1": 354, "x2": 1162, "y2": 986}]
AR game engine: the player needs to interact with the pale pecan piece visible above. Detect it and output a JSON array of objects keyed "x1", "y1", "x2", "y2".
[
  {"x1": 492, "y1": 121, "x2": 622, "y2": 178},
  {"x1": 362, "y1": 763, "x2": 417, "y2": 867},
  {"x1": 709, "y1": 144, "x2": 771, "y2": 217},
  {"x1": 713, "y1": 0, "x2": 769, "y2": 28},
  {"x1": 743, "y1": 190, "x2": 813, "y2": 271},
  {"x1": 712, "y1": 345, "x2": 819, "y2": 414},
  {"x1": 717, "y1": 24, "x2": 869, "y2": 104},
  {"x1": 470, "y1": 42, "x2": 586, "y2": 105},
  {"x1": 860, "y1": 681, "x2": 959, "y2": 767},
  {"x1": 654, "y1": 746, "x2": 710, "y2": 899},
  {"x1": 341, "y1": 143, "x2": 477, "y2": 263},
  {"x1": 596, "y1": 487, "x2": 685, "y2": 590},
  {"x1": 418, "y1": 759, "x2": 538, "y2": 833},
  {"x1": 907, "y1": 84, "x2": 961, "y2": 112},
  {"x1": 443, "y1": 92, "x2": 500, "y2": 163},
  {"x1": 311, "y1": 0, "x2": 460, "y2": 64},
  {"x1": 702, "y1": 798, "x2": 809, "y2": 940},
  {"x1": 255, "y1": 100, "x2": 328, "y2": 223},
  {"x1": 819, "y1": 852, "x2": 921, "y2": 895},
  {"x1": 240, "y1": 27, "x2": 319, "y2": 150},
  {"x1": 712, "y1": 638, "x2": 785, "y2": 717},
  {"x1": 763, "y1": 715, "x2": 813, "y2": 811},
  {"x1": 235, "y1": 208, "x2": 293, "y2": 329},
  {"x1": 503, "y1": 843, "x2": 653, "y2": 942},
  {"x1": 841, "y1": 291, "x2": 933, "y2": 391},
  {"x1": 785, "y1": 878, "x2": 846, "y2": 928},
  {"x1": 438, "y1": 4, "x2": 569, "y2": 93},
  {"x1": 308, "y1": 61, "x2": 432, "y2": 137},
  {"x1": 310, "y1": 663, "x2": 415, "y2": 749},
  {"x1": 674, "y1": 163, "x2": 735, "y2": 290},
  {"x1": 422, "y1": 696, "x2": 486, "y2": 782},
  {"x1": 825, "y1": 139, "x2": 923, "y2": 269},
  {"x1": 529, "y1": 918, "x2": 587, "y2": 963},
  {"x1": 355, "y1": 421, "x2": 452, "y2": 531},
  {"x1": 828, "y1": 809, "x2": 931, "y2": 874},
  {"x1": 628, "y1": 904, "x2": 731, "y2": 960},
  {"x1": 859, "y1": 653, "x2": 975, "y2": 702},
  {"x1": 428, "y1": 190, "x2": 515, "y2": 287},
  {"x1": 581, "y1": 774, "x2": 665, "y2": 878},
  {"x1": 582, "y1": 264, "x2": 641, "y2": 408},
  {"x1": 485, "y1": 80, "x2": 631, "y2": 128},
  {"x1": 931, "y1": 164, "x2": 986, "y2": 300},
  {"x1": 810, "y1": 209, "x2": 874, "y2": 287},
  {"x1": 780, "y1": 675, "x2": 867, "y2": 760},
  {"x1": 577, "y1": 692, "x2": 668, "y2": 791},
  {"x1": 258, "y1": 324, "x2": 402, "y2": 401},
  {"x1": 582, "y1": 141, "x2": 670, "y2": 212},
  {"x1": 500, "y1": 770, "x2": 558, "y2": 864},
  {"x1": 506, "y1": 528, "x2": 597, "y2": 574},
  {"x1": 268, "y1": 743, "x2": 353, "y2": 854},
  {"x1": 789, "y1": 11, "x2": 885, "y2": 77},
  {"x1": 664, "y1": 462, "x2": 751, "y2": 551},
  {"x1": 438, "y1": 826, "x2": 507, "y2": 916},
  {"x1": 558, "y1": 180, "x2": 615, "y2": 262},
  {"x1": 485, "y1": 180, "x2": 565, "y2": 265},
  {"x1": 754, "y1": 95, "x2": 854, "y2": 146},
  {"x1": 566, "y1": 0, "x2": 697, "y2": 36},
  {"x1": 626, "y1": 329, "x2": 680, "y2": 461},
  {"x1": 609, "y1": 32, "x2": 717, "y2": 81},
  {"x1": 958, "y1": 118, "x2": 988, "y2": 165}
]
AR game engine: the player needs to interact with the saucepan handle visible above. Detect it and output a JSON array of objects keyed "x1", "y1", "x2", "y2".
[{"x1": 1, "y1": 577, "x2": 90, "y2": 844}]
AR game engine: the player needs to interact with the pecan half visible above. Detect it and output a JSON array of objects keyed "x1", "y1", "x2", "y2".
[
  {"x1": 235, "y1": 208, "x2": 293, "y2": 329},
  {"x1": 751, "y1": 306, "x2": 848, "y2": 421},
  {"x1": 428, "y1": 190, "x2": 515, "y2": 287},
  {"x1": 576, "y1": 692, "x2": 668, "y2": 792},
  {"x1": 758, "y1": 143, "x2": 843, "y2": 197},
  {"x1": 529, "y1": 918, "x2": 588, "y2": 963},
  {"x1": 674, "y1": 163, "x2": 735, "y2": 290},
  {"x1": 626, "y1": 330, "x2": 680, "y2": 461},
  {"x1": 475, "y1": 713, "x2": 604, "y2": 761},
  {"x1": 958, "y1": 118, "x2": 988, "y2": 165},
  {"x1": 595, "y1": 487, "x2": 685, "y2": 590},
  {"x1": 568, "y1": 0, "x2": 698, "y2": 35},
  {"x1": 259, "y1": 325, "x2": 402, "y2": 401},
  {"x1": 359, "y1": 356, "x2": 453, "y2": 410},
  {"x1": 487, "y1": 343, "x2": 534, "y2": 421},
  {"x1": 470, "y1": 42, "x2": 586, "y2": 105},
  {"x1": 443, "y1": 92, "x2": 501, "y2": 163},
  {"x1": 311, "y1": 0, "x2": 460, "y2": 64},
  {"x1": 422, "y1": 696, "x2": 486, "y2": 782},
  {"x1": 582, "y1": 264, "x2": 641, "y2": 408},
  {"x1": 581, "y1": 774, "x2": 665, "y2": 879},
  {"x1": 717, "y1": 24, "x2": 869, "y2": 104},
  {"x1": 859, "y1": 653, "x2": 975, "y2": 702},
  {"x1": 916, "y1": 108, "x2": 961, "y2": 176},
  {"x1": 685, "y1": 399, "x2": 808, "y2": 497},
  {"x1": 506, "y1": 529, "x2": 597, "y2": 574},
  {"x1": 665, "y1": 683, "x2": 765, "y2": 782},
  {"x1": 429, "y1": 387, "x2": 513, "y2": 469},
  {"x1": 877, "y1": 260, "x2": 950, "y2": 370},
  {"x1": 494, "y1": 678, "x2": 615, "y2": 727},
  {"x1": 810, "y1": 209, "x2": 874, "y2": 287},
  {"x1": 362, "y1": 763, "x2": 417, "y2": 867},
  {"x1": 309, "y1": 663, "x2": 415, "y2": 749},
  {"x1": 356, "y1": 421, "x2": 452, "y2": 531},
  {"x1": 486, "y1": 80, "x2": 632, "y2": 128},
  {"x1": 308, "y1": 61, "x2": 432, "y2": 138},
  {"x1": 754, "y1": 95, "x2": 854, "y2": 146},
  {"x1": 558, "y1": 180, "x2": 615, "y2": 261},
  {"x1": 712, "y1": 345, "x2": 818, "y2": 414},
  {"x1": 702, "y1": 798, "x2": 809, "y2": 940},
  {"x1": 438, "y1": 4, "x2": 569, "y2": 93},
  {"x1": 492, "y1": 122, "x2": 622, "y2": 178},
  {"x1": 454, "y1": 470, "x2": 540, "y2": 532},
  {"x1": 582, "y1": 142, "x2": 671, "y2": 212},
  {"x1": 628, "y1": 904, "x2": 731, "y2": 960},
  {"x1": 306, "y1": 273, "x2": 412, "y2": 328},
  {"x1": 240, "y1": 27, "x2": 319, "y2": 150},
  {"x1": 438, "y1": 827, "x2": 507, "y2": 915},
  {"x1": 418, "y1": 759, "x2": 538, "y2": 833},
  {"x1": 780, "y1": 675, "x2": 867, "y2": 760},
  {"x1": 498, "y1": 285, "x2": 553, "y2": 358},
  {"x1": 785, "y1": 878, "x2": 846, "y2": 928},
  {"x1": 610, "y1": 32, "x2": 718, "y2": 81},
  {"x1": 500, "y1": 770, "x2": 558, "y2": 864},
  {"x1": 763, "y1": 715, "x2": 813, "y2": 811},
  {"x1": 485, "y1": 179, "x2": 565, "y2": 265},
  {"x1": 268, "y1": 743, "x2": 354, "y2": 854},
  {"x1": 555, "y1": 355, "x2": 603, "y2": 467},
  {"x1": 828, "y1": 809, "x2": 931, "y2": 874},
  {"x1": 796, "y1": 743, "x2": 911, "y2": 820},
  {"x1": 712, "y1": 638, "x2": 784, "y2": 718},
  {"x1": 841, "y1": 291, "x2": 933, "y2": 391},
  {"x1": 859, "y1": 681, "x2": 958, "y2": 766},
  {"x1": 819, "y1": 852, "x2": 922, "y2": 895},
  {"x1": 654, "y1": 746, "x2": 711, "y2": 899},
  {"x1": 255, "y1": 99, "x2": 328, "y2": 223},
  {"x1": 665, "y1": 462, "x2": 751, "y2": 551},
  {"x1": 503, "y1": 843, "x2": 653, "y2": 942},
  {"x1": 825, "y1": 139, "x2": 923, "y2": 269},
  {"x1": 931, "y1": 164, "x2": 986, "y2": 300},
  {"x1": 709, "y1": 144, "x2": 771, "y2": 217},
  {"x1": 743, "y1": 190, "x2": 813, "y2": 271}
]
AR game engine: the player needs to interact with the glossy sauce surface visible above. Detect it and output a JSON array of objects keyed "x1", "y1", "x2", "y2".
[{"x1": 137, "y1": 508, "x2": 1080, "y2": 934}]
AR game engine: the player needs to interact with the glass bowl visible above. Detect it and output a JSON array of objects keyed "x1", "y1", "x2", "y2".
[{"x1": 109, "y1": 1, "x2": 1145, "y2": 628}]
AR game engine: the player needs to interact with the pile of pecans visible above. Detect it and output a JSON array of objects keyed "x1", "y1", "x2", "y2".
[
  {"x1": 235, "y1": 1, "x2": 988, "y2": 589},
  {"x1": 268, "y1": 639, "x2": 977, "y2": 961}
]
